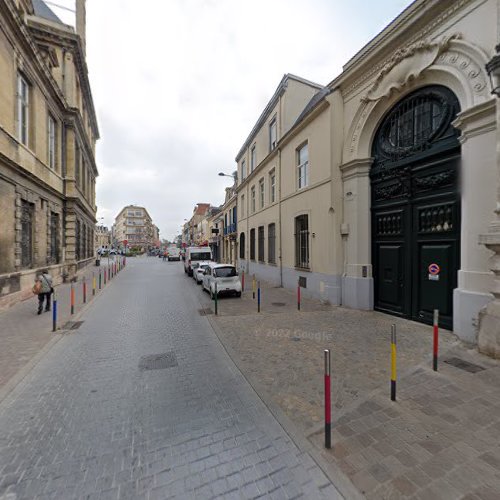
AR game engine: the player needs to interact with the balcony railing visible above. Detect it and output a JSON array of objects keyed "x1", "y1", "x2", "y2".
[{"x1": 223, "y1": 223, "x2": 237, "y2": 235}]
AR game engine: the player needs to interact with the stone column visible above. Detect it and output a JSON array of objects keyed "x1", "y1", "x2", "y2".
[{"x1": 478, "y1": 43, "x2": 500, "y2": 358}]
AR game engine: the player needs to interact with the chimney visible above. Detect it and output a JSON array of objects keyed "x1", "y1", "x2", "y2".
[{"x1": 75, "y1": 0, "x2": 86, "y2": 55}]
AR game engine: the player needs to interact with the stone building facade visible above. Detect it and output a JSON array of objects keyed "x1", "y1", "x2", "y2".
[
  {"x1": 236, "y1": 0, "x2": 500, "y2": 347},
  {"x1": 113, "y1": 205, "x2": 156, "y2": 250},
  {"x1": 0, "y1": 0, "x2": 98, "y2": 308}
]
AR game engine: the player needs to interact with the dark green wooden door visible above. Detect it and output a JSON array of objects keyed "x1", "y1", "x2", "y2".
[{"x1": 371, "y1": 86, "x2": 461, "y2": 329}]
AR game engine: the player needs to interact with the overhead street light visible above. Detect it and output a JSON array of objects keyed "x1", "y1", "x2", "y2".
[{"x1": 218, "y1": 171, "x2": 237, "y2": 181}]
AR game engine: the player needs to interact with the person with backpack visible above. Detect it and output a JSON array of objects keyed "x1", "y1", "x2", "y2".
[{"x1": 33, "y1": 270, "x2": 53, "y2": 315}]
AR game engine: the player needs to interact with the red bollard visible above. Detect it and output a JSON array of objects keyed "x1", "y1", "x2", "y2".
[
  {"x1": 70, "y1": 282, "x2": 75, "y2": 315},
  {"x1": 324, "y1": 349, "x2": 331, "y2": 449},
  {"x1": 297, "y1": 280, "x2": 301, "y2": 311},
  {"x1": 433, "y1": 309, "x2": 439, "y2": 371}
]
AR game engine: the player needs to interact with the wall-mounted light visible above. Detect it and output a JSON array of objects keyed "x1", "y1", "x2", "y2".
[{"x1": 486, "y1": 44, "x2": 500, "y2": 97}]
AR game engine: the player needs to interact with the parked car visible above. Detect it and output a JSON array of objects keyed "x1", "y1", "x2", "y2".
[
  {"x1": 202, "y1": 263, "x2": 241, "y2": 298},
  {"x1": 184, "y1": 246, "x2": 212, "y2": 276},
  {"x1": 192, "y1": 261, "x2": 211, "y2": 284}
]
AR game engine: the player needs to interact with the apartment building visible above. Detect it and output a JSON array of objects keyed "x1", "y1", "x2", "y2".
[
  {"x1": 0, "y1": 0, "x2": 99, "y2": 307},
  {"x1": 113, "y1": 205, "x2": 155, "y2": 250}
]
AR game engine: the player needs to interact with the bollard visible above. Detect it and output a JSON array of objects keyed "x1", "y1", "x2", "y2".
[
  {"x1": 70, "y1": 282, "x2": 75, "y2": 315},
  {"x1": 104, "y1": 268, "x2": 107, "y2": 285},
  {"x1": 433, "y1": 309, "x2": 439, "y2": 371},
  {"x1": 297, "y1": 279, "x2": 301, "y2": 311},
  {"x1": 241, "y1": 270, "x2": 245, "y2": 291},
  {"x1": 391, "y1": 324, "x2": 397, "y2": 401},
  {"x1": 99, "y1": 270, "x2": 102, "y2": 290},
  {"x1": 214, "y1": 282, "x2": 218, "y2": 315},
  {"x1": 52, "y1": 289, "x2": 57, "y2": 332},
  {"x1": 324, "y1": 349, "x2": 331, "y2": 449},
  {"x1": 83, "y1": 278, "x2": 87, "y2": 304},
  {"x1": 92, "y1": 273, "x2": 96, "y2": 296},
  {"x1": 252, "y1": 275, "x2": 256, "y2": 299},
  {"x1": 257, "y1": 281, "x2": 261, "y2": 313}
]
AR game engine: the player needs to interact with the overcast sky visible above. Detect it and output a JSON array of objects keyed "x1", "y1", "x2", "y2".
[{"x1": 52, "y1": 0, "x2": 411, "y2": 242}]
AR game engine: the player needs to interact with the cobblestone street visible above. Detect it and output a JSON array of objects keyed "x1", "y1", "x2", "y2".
[{"x1": 0, "y1": 258, "x2": 340, "y2": 499}]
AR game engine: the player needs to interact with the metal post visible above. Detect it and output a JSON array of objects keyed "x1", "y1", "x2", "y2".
[
  {"x1": 391, "y1": 325, "x2": 397, "y2": 401},
  {"x1": 214, "y1": 282, "x2": 218, "y2": 315},
  {"x1": 83, "y1": 278, "x2": 87, "y2": 304},
  {"x1": 433, "y1": 309, "x2": 439, "y2": 371},
  {"x1": 241, "y1": 270, "x2": 245, "y2": 291},
  {"x1": 104, "y1": 268, "x2": 107, "y2": 285},
  {"x1": 99, "y1": 270, "x2": 102, "y2": 289},
  {"x1": 252, "y1": 274, "x2": 256, "y2": 299},
  {"x1": 92, "y1": 273, "x2": 96, "y2": 296},
  {"x1": 324, "y1": 349, "x2": 331, "y2": 449},
  {"x1": 297, "y1": 279, "x2": 301, "y2": 311},
  {"x1": 70, "y1": 282, "x2": 75, "y2": 315},
  {"x1": 257, "y1": 281, "x2": 261, "y2": 313},
  {"x1": 52, "y1": 289, "x2": 57, "y2": 332}
]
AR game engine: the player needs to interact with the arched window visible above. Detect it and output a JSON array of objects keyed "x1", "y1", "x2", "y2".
[
  {"x1": 372, "y1": 85, "x2": 460, "y2": 167},
  {"x1": 239, "y1": 233, "x2": 245, "y2": 259}
]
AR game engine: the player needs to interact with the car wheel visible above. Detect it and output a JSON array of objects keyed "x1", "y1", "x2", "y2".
[{"x1": 236, "y1": 292, "x2": 241, "y2": 298}]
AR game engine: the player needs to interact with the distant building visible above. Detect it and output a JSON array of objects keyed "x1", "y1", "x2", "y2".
[
  {"x1": 95, "y1": 225, "x2": 111, "y2": 251},
  {"x1": 0, "y1": 0, "x2": 99, "y2": 307},
  {"x1": 113, "y1": 205, "x2": 156, "y2": 249}
]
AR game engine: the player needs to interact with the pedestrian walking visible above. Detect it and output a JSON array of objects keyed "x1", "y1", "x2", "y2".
[{"x1": 33, "y1": 269, "x2": 53, "y2": 315}]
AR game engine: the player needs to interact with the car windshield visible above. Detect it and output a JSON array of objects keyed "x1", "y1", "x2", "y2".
[
  {"x1": 191, "y1": 252, "x2": 211, "y2": 261},
  {"x1": 197, "y1": 265, "x2": 209, "y2": 272},
  {"x1": 215, "y1": 267, "x2": 237, "y2": 278}
]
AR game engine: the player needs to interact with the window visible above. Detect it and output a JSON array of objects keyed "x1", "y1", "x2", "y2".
[
  {"x1": 48, "y1": 114, "x2": 56, "y2": 169},
  {"x1": 268, "y1": 223, "x2": 276, "y2": 264},
  {"x1": 270, "y1": 171, "x2": 276, "y2": 203},
  {"x1": 251, "y1": 186, "x2": 256, "y2": 213},
  {"x1": 20, "y1": 200, "x2": 34, "y2": 268},
  {"x1": 75, "y1": 219, "x2": 81, "y2": 261},
  {"x1": 135, "y1": 210, "x2": 142, "y2": 216},
  {"x1": 241, "y1": 159, "x2": 246, "y2": 180},
  {"x1": 17, "y1": 74, "x2": 29, "y2": 146},
  {"x1": 241, "y1": 195, "x2": 245, "y2": 217},
  {"x1": 295, "y1": 214, "x2": 309, "y2": 268},
  {"x1": 50, "y1": 212, "x2": 60, "y2": 263},
  {"x1": 259, "y1": 179, "x2": 264, "y2": 209},
  {"x1": 239, "y1": 233, "x2": 245, "y2": 259},
  {"x1": 258, "y1": 226, "x2": 264, "y2": 262},
  {"x1": 75, "y1": 142, "x2": 81, "y2": 186},
  {"x1": 297, "y1": 143, "x2": 309, "y2": 189},
  {"x1": 250, "y1": 145, "x2": 256, "y2": 172},
  {"x1": 250, "y1": 228, "x2": 255, "y2": 260},
  {"x1": 269, "y1": 118, "x2": 277, "y2": 151}
]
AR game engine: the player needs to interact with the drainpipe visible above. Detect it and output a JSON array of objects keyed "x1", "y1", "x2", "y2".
[{"x1": 278, "y1": 146, "x2": 283, "y2": 287}]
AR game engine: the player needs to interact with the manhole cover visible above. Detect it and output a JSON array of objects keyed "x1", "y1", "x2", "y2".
[
  {"x1": 139, "y1": 352, "x2": 178, "y2": 371},
  {"x1": 62, "y1": 321, "x2": 84, "y2": 330},
  {"x1": 198, "y1": 308, "x2": 213, "y2": 316},
  {"x1": 272, "y1": 302, "x2": 286, "y2": 307},
  {"x1": 443, "y1": 357, "x2": 485, "y2": 373}
]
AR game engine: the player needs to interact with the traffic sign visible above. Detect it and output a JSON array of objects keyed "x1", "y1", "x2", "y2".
[{"x1": 428, "y1": 263, "x2": 440, "y2": 275}]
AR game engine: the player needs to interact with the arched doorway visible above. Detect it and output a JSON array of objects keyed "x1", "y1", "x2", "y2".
[{"x1": 371, "y1": 85, "x2": 461, "y2": 330}]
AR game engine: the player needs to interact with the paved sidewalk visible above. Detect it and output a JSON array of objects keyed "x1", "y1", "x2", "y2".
[
  {"x1": 0, "y1": 257, "x2": 126, "y2": 399},
  {"x1": 193, "y1": 277, "x2": 500, "y2": 499}
]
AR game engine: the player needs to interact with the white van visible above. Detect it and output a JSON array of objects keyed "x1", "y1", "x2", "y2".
[
  {"x1": 184, "y1": 246, "x2": 212, "y2": 276},
  {"x1": 167, "y1": 246, "x2": 181, "y2": 261}
]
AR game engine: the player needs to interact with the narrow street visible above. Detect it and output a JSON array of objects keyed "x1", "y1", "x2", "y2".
[{"x1": 0, "y1": 259, "x2": 340, "y2": 500}]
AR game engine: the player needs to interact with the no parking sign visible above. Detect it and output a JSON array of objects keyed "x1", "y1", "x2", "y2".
[{"x1": 428, "y1": 263, "x2": 440, "y2": 281}]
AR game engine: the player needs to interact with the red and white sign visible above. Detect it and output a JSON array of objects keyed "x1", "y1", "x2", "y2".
[{"x1": 428, "y1": 263, "x2": 440, "y2": 275}]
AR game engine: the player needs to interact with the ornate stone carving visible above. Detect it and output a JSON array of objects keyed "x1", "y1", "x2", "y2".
[
  {"x1": 343, "y1": 0, "x2": 469, "y2": 97},
  {"x1": 361, "y1": 34, "x2": 461, "y2": 103}
]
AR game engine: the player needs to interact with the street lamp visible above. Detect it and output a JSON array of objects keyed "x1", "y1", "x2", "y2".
[
  {"x1": 218, "y1": 171, "x2": 238, "y2": 182},
  {"x1": 486, "y1": 44, "x2": 500, "y2": 97}
]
